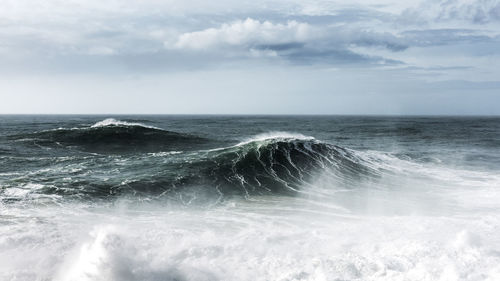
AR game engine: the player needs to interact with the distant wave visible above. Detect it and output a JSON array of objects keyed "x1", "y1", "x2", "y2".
[{"x1": 8, "y1": 118, "x2": 208, "y2": 153}]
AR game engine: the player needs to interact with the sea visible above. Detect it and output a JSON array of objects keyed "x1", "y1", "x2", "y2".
[{"x1": 1, "y1": 115, "x2": 499, "y2": 281}]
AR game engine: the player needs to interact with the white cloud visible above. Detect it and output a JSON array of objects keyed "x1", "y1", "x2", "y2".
[
  {"x1": 438, "y1": 0, "x2": 500, "y2": 23},
  {"x1": 87, "y1": 46, "x2": 115, "y2": 55},
  {"x1": 160, "y1": 18, "x2": 411, "y2": 67},
  {"x1": 170, "y1": 18, "x2": 312, "y2": 50},
  {"x1": 402, "y1": 0, "x2": 500, "y2": 24}
]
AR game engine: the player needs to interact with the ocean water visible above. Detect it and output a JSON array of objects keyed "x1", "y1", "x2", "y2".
[{"x1": 1, "y1": 115, "x2": 500, "y2": 281}]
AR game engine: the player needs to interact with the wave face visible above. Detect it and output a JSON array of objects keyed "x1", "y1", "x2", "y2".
[
  {"x1": 19, "y1": 133, "x2": 378, "y2": 201},
  {"x1": 194, "y1": 134, "x2": 375, "y2": 197},
  {"x1": 9, "y1": 119, "x2": 208, "y2": 153}
]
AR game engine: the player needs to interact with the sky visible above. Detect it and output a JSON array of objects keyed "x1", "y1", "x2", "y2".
[{"x1": 1, "y1": 0, "x2": 499, "y2": 114}]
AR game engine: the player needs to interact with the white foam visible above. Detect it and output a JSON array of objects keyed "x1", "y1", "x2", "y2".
[
  {"x1": 90, "y1": 118, "x2": 158, "y2": 129},
  {"x1": 3, "y1": 183, "x2": 44, "y2": 198},
  {"x1": 4, "y1": 204, "x2": 496, "y2": 281},
  {"x1": 148, "y1": 151, "x2": 183, "y2": 157},
  {"x1": 204, "y1": 131, "x2": 316, "y2": 153},
  {"x1": 236, "y1": 131, "x2": 315, "y2": 146},
  {"x1": 3, "y1": 188, "x2": 31, "y2": 197},
  {"x1": 55, "y1": 225, "x2": 132, "y2": 281}
]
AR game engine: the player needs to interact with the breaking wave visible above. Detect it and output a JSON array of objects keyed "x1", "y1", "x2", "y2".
[
  {"x1": 27, "y1": 133, "x2": 379, "y2": 202},
  {"x1": 90, "y1": 118, "x2": 159, "y2": 129},
  {"x1": 193, "y1": 133, "x2": 377, "y2": 197},
  {"x1": 8, "y1": 119, "x2": 208, "y2": 153}
]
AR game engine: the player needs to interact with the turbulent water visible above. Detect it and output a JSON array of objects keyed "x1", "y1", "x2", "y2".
[{"x1": 1, "y1": 115, "x2": 500, "y2": 281}]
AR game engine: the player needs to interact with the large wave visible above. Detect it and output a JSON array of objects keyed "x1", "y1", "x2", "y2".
[
  {"x1": 9, "y1": 119, "x2": 208, "y2": 153},
  {"x1": 24, "y1": 133, "x2": 380, "y2": 202},
  {"x1": 192, "y1": 133, "x2": 377, "y2": 197}
]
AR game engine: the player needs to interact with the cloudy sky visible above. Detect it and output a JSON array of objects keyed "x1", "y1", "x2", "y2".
[{"x1": 1, "y1": 0, "x2": 499, "y2": 114}]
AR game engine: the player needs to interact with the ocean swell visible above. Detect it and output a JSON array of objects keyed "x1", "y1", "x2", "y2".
[
  {"x1": 16, "y1": 133, "x2": 379, "y2": 202},
  {"x1": 8, "y1": 119, "x2": 208, "y2": 153}
]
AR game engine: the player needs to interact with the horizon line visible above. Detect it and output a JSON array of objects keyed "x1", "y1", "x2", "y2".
[{"x1": 1, "y1": 113, "x2": 499, "y2": 117}]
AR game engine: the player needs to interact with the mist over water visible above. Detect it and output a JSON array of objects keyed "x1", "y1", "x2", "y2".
[{"x1": 1, "y1": 116, "x2": 500, "y2": 280}]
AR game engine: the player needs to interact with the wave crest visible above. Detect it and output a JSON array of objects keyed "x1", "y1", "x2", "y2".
[
  {"x1": 236, "y1": 132, "x2": 315, "y2": 146},
  {"x1": 90, "y1": 118, "x2": 159, "y2": 129}
]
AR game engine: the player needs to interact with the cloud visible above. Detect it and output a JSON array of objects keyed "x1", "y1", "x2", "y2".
[
  {"x1": 402, "y1": 29, "x2": 494, "y2": 46},
  {"x1": 165, "y1": 18, "x2": 408, "y2": 66},
  {"x1": 436, "y1": 0, "x2": 500, "y2": 23},
  {"x1": 0, "y1": 0, "x2": 499, "y2": 75},
  {"x1": 169, "y1": 18, "x2": 312, "y2": 50},
  {"x1": 87, "y1": 46, "x2": 116, "y2": 55},
  {"x1": 169, "y1": 18, "x2": 407, "y2": 52},
  {"x1": 401, "y1": 0, "x2": 500, "y2": 24}
]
